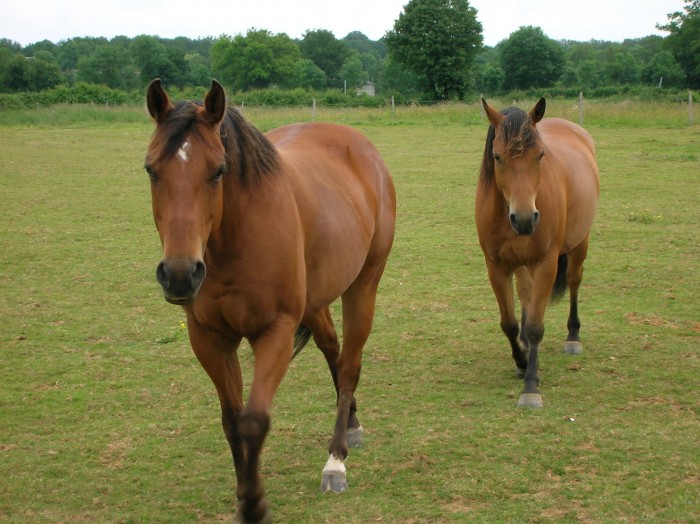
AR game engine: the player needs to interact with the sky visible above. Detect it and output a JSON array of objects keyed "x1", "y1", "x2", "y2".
[{"x1": 1, "y1": 0, "x2": 683, "y2": 48}]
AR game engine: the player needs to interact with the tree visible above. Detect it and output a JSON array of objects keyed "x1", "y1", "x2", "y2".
[
  {"x1": 479, "y1": 64, "x2": 504, "y2": 95},
  {"x1": 603, "y1": 51, "x2": 641, "y2": 85},
  {"x1": 211, "y1": 30, "x2": 301, "y2": 91},
  {"x1": 28, "y1": 51, "x2": 63, "y2": 90},
  {"x1": 658, "y1": 0, "x2": 700, "y2": 88},
  {"x1": 77, "y1": 45, "x2": 133, "y2": 88},
  {"x1": 499, "y1": 26, "x2": 565, "y2": 91},
  {"x1": 300, "y1": 30, "x2": 351, "y2": 88},
  {"x1": 576, "y1": 60, "x2": 600, "y2": 89},
  {"x1": 339, "y1": 53, "x2": 368, "y2": 90},
  {"x1": 130, "y1": 35, "x2": 189, "y2": 87},
  {"x1": 292, "y1": 59, "x2": 326, "y2": 89},
  {"x1": 385, "y1": 0, "x2": 483, "y2": 100},
  {"x1": 642, "y1": 51, "x2": 686, "y2": 88}
]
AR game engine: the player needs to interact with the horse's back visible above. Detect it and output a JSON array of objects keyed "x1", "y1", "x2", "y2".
[{"x1": 268, "y1": 122, "x2": 393, "y2": 198}]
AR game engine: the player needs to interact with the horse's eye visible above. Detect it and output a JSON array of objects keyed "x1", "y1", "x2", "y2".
[
  {"x1": 145, "y1": 165, "x2": 157, "y2": 182},
  {"x1": 493, "y1": 154, "x2": 503, "y2": 164},
  {"x1": 537, "y1": 151, "x2": 545, "y2": 162},
  {"x1": 211, "y1": 164, "x2": 226, "y2": 183}
]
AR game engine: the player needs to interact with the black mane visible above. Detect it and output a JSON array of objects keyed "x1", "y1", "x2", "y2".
[{"x1": 479, "y1": 106, "x2": 538, "y2": 188}]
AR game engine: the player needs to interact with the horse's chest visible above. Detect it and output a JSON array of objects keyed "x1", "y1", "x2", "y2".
[
  {"x1": 190, "y1": 293, "x2": 274, "y2": 339},
  {"x1": 490, "y1": 237, "x2": 547, "y2": 269}
]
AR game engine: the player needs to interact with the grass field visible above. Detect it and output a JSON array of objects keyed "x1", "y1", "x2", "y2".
[{"x1": 1, "y1": 100, "x2": 698, "y2": 523}]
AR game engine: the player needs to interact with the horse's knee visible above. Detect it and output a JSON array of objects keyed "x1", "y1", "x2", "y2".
[
  {"x1": 524, "y1": 322, "x2": 544, "y2": 345},
  {"x1": 238, "y1": 411, "x2": 270, "y2": 445},
  {"x1": 500, "y1": 319, "x2": 519, "y2": 340}
]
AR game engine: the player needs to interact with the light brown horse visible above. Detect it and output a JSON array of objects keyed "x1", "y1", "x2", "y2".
[
  {"x1": 144, "y1": 79, "x2": 396, "y2": 523},
  {"x1": 476, "y1": 98, "x2": 599, "y2": 408}
]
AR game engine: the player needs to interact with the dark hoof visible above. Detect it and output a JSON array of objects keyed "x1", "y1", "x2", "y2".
[
  {"x1": 234, "y1": 504, "x2": 271, "y2": 524},
  {"x1": 346, "y1": 426, "x2": 364, "y2": 448},
  {"x1": 320, "y1": 470, "x2": 348, "y2": 493},
  {"x1": 517, "y1": 392, "x2": 543, "y2": 408},
  {"x1": 564, "y1": 341, "x2": 583, "y2": 355}
]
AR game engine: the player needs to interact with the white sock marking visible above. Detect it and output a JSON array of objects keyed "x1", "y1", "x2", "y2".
[{"x1": 322, "y1": 453, "x2": 346, "y2": 474}]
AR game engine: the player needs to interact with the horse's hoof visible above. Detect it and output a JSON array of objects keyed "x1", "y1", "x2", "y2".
[
  {"x1": 321, "y1": 454, "x2": 348, "y2": 493},
  {"x1": 234, "y1": 504, "x2": 271, "y2": 524},
  {"x1": 518, "y1": 393, "x2": 543, "y2": 408},
  {"x1": 346, "y1": 426, "x2": 364, "y2": 448},
  {"x1": 564, "y1": 341, "x2": 583, "y2": 355},
  {"x1": 320, "y1": 470, "x2": 348, "y2": 493},
  {"x1": 514, "y1": 366, "x2": 526, "y2": 378}
]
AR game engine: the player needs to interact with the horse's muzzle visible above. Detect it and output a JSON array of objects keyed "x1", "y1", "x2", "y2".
[
  {"x1": 156, "y1": 259, "x2": 206, "y2": 305},
  {"x1": 509, "y1": 210, "x2": 540, "y2": 236}
]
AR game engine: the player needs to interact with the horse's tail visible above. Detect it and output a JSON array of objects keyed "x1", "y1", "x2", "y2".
[
  {"x1": 291, "y1": 324, "x2": 313, "y2": 360},
  {"x1": 551, "y1": 254, "x2": 568, "y2": 302}
]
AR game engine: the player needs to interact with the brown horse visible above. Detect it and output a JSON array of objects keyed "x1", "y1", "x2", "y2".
[
  {"x1": 476, "y1": 98, "x2": 599, "y2": 408},
  {"x1": 144, "y1": 79, "x2": 396, "y2": 523}
]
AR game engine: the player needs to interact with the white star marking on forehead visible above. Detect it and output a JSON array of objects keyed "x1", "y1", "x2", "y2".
[{"x1": 177, "y1": 140, "x2": 191, "y2": 162}]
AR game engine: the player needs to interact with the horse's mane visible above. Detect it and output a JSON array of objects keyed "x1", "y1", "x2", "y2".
[
  {"x1": 479, "y1": 106, "x2": 539, "y2": 188},
  {"x1": 220, "y1": 106, "x2": 280, "y2": 186},
  {"x1": 154, "y1": 101, "x2": 280, "y2": 186}
]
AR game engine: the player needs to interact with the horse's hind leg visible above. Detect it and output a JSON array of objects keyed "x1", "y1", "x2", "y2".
[
  {"x1": 305, "y1": 307, "x2": 363, "y2": 445},
  {"x1": 320, "y1": 261, "x2": 386, "y2": 494},
  {"x1": 564, "y1": 235, "x2": 589, "y2": 355}
]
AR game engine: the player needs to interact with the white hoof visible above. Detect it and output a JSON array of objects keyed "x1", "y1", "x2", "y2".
[
  {"x1": 564, "y1": 341, "x2": 583, "y2": 355},
  {"x1": 320, "y1": 454, "x2": 348, "y2": 493},
  {"x1": 346, "y1": 426, "x2": 364, "y2": 448}
]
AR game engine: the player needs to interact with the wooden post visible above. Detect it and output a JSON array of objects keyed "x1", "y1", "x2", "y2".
[
  {"x1": 391, "y1": 96, "x2": 395, "y2": 116},
  {"x1": 312, "y1": 98, "x2": 316, "y2": 121},
  {"x1": 689, "y1": 90, "x2": 694, "y2": 127},
  {"x1": 578, "y1": 92, "x2": 584, "y2": 126}
]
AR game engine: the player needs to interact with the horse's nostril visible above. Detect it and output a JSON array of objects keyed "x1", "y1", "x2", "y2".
[
  {"x1": 509, "y1": 213, "x2": 517, "y2": 226},
  {"x1": 532, "y1": 211, "x2": 540, "y2": 224},
  {"x1": 156, "y1": 261, "x2": 168, "y2": 287},
  {"x1": 192, "y1": 261, "x2": 206, "y2": 286}
]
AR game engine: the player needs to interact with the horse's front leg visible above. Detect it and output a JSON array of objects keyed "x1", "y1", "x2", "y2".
[
  {"x1": 517, "y1": 258, "x2": 558, "y2": 408},
  {"x1": 185, "y1": 320, "x2": 249, "y2": 507},
  {"x1": 486, "y1": 262, "x2": 528, "y2": 374},
  {"x1": 233, "y1": 317, "x2": 297, "y2": 524}
]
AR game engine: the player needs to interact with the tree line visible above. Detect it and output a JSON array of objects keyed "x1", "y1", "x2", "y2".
[{"x1": 1, "y1": 0, "x2": 697, "y2": 102}]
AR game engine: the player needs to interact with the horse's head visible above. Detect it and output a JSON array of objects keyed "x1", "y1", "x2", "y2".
[
  {"x1": 145, "y1": 79, "x2": 227, "y2": 305},
  {"x1": 481, "y1": 97, "x2": 546, "y2": 236}
]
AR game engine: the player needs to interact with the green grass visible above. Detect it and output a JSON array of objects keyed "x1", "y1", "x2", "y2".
[{"x1": 1, "y1": 102, "x2": 698, "y2": 523}]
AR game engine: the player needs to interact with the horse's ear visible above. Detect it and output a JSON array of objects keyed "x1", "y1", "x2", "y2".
[
  {"x1": 204, "y1": 80, "x2": 227, "y2": 127},
  {"x1": 146, "y1": 79, "x2": 173, "y2": 123},
  {"x1": 481, "y1": 98, "x2": 503, "y2": 127},
  {"x1": 530, "y1": 97, "x2": 546, "y2": 124}
]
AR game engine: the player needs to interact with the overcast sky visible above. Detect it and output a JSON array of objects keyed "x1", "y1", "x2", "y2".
[{"x1": 2, "y1": 0, "x2": 681, "y2": 47}]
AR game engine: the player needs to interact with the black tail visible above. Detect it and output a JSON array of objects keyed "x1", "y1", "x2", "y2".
[
  {"x1": 291, "y1": 324, "x2": 313, "y2": 360},
  {"x1": 551, "y1": 254, "x2": 568, "y2": 302}
]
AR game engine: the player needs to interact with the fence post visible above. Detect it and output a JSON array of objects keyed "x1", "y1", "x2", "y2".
[
  {"x1": 690, "y1": 90, "x2": 694, "y2": 127},
  {"x1": 391, "y1": 95, "x2": 395, "y2": 116},
  {"x1": 312, "y1": 98, "x2": 316, "y2": 121},
  {"x1": 578, "y1": 92, "x2": 584, "y2": 126}
]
